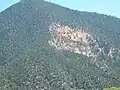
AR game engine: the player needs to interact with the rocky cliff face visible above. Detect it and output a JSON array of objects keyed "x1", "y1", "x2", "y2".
[{"x1": 49, "y1": 23, "x2": 113, "y2": 58}]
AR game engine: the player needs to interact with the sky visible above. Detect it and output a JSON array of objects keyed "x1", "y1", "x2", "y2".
[{"x1": 0, "y1": 0, "x2": 120, "y2": 18}]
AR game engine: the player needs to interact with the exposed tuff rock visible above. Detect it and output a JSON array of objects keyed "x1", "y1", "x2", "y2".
[
  {"x1": 48, "y1": 24, "x2": 116, "y2": 72},
  {"x1": 48, "y1": 23, "x2": 113, "y2": 58}
]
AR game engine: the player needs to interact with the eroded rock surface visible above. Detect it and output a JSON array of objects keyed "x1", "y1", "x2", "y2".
[{"x1": 49, "y1": 23, "x2": 102, "y2": 57}]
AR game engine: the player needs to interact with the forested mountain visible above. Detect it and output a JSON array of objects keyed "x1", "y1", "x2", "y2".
[{"x1": 0, "y1": 0, "x2": 120, "y2": 90}]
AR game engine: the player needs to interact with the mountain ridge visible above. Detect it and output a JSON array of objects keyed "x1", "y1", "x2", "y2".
[{"x1": 0, "y1": 0, "x2": 120, "y2": 90}]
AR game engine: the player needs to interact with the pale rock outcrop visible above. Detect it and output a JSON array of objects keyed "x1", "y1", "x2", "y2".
[
  {"x1": 48, "y1": 23, "x2": 114, "y2": 60},
  {"x1": 49, "y1": 23, "x2": 101, "y2": 57}
]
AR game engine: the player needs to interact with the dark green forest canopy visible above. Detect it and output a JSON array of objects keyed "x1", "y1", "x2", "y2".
[{"x1": 0, "y1": 0, "x2": 120, "y2": 90}]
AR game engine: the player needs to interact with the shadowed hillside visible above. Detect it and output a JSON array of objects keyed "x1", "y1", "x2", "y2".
[{"x1": 0, "y1": 0, "x2": 120, "y2": 90}]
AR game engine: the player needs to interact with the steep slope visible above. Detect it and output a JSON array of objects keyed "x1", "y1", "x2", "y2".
[{"x1": 0, "y1": 0, "x2": 120, "y2": 90}]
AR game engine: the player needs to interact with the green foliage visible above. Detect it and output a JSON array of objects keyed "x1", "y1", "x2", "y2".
[
  {"x1": 0, "y1": 0, "x2": 120, "y2": 90},
  {"x1": 104, "y1": 87, "x2": 120, "y2": 90}
]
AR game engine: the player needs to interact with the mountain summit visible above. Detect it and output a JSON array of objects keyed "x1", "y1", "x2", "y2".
[
  {"x1": 0, "y1": 0, "x2": 120, "y2": 90},
  {"x1": 21, "y1": 0, "x2": 44, "y2": 2}
]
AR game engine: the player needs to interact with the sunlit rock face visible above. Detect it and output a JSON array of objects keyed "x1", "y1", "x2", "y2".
[
  {"x1": 48, "y1": 23, "x2": 115, "y2": 72},
  {"x1": 49, "y1": 23, "x2": 102, "y2": 57}
]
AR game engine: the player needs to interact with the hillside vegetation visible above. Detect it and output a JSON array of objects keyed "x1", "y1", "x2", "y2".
[{"x1": 0, "y1": 0, "x2": 120, "y2": 90}]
